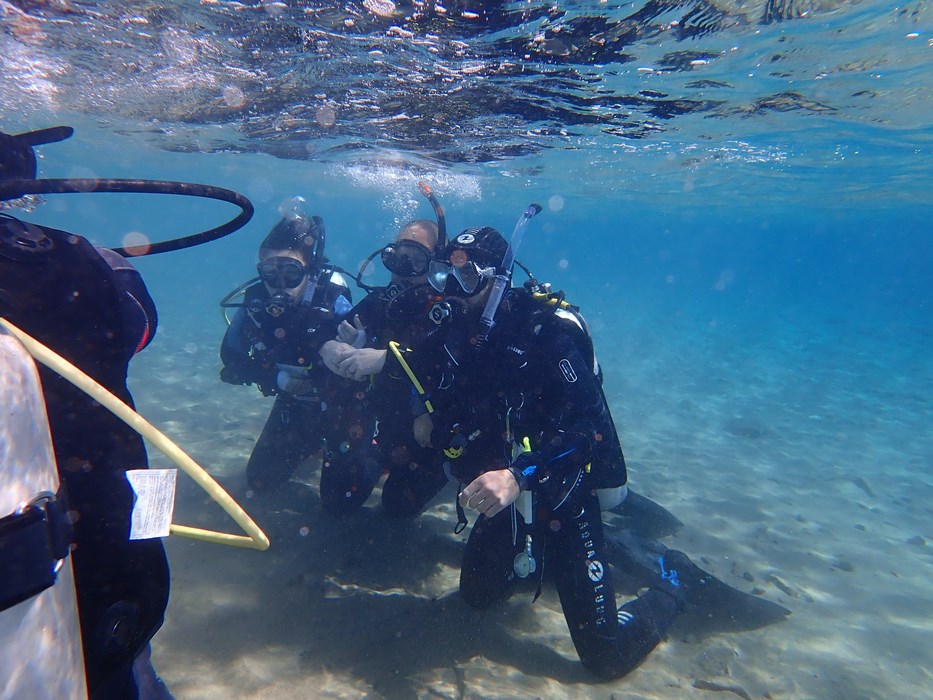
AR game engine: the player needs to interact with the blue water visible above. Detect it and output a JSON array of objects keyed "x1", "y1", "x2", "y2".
[{"x1": 3, "y1": 0, "x2": 932, "y2": 697}]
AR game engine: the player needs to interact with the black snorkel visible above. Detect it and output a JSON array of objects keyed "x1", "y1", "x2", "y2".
[
  {"x1": 0, "y1": 126, "x2": 253, "y2": 256},
  {"x1": 475, "y1": 203, "x2": 542, "y2": 347},
  {"x1": 417, "y1": 180, "x2": 448, "y2": 255}
]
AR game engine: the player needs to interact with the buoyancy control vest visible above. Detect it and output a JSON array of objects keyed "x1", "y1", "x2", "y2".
[{"x1": 497, "y1": 288, "x2": 627, "y2": 490}]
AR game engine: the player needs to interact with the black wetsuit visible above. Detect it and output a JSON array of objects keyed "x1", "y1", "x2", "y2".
[
  {"x1": 318, "y1": 282, "x2": 452, "y2": 516},
  {"x1": 0, "y1": 215, "x2": 170, "y2": 698},
  {"x1": 380, "y1": 289, "x2": 684, "y2": 679},
  {"x1": 220, "y1": 273, "x2": 375, "y2": 494}
]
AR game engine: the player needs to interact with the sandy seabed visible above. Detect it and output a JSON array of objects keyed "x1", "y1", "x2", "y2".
[{"x1": 133, "y1": 307, "x2": 933, "y2": 700}]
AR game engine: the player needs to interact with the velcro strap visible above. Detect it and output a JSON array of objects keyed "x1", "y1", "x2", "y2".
[{"x1": 0, "y1": 490, "x2": 74, "y2": 612}]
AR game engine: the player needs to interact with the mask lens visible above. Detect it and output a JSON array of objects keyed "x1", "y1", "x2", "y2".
[
  {"x1": 427, "y1": 260, "x2": 451, "y2": 292},
  {"x1": 257, "y1": 257, "x2": 307, "y2": 289},
  {"x1": 451, "y1": 263, "x2": 479, "y2": 294},
  {"x1": 450, "y1": 259, "x2": 491, "y2": 294},
  {"x1": 381, "y1": 241, "x2": 431, "y2": 277},
  {"x1": 427, "y1": 249, "x2": 494, "y2": 295}
]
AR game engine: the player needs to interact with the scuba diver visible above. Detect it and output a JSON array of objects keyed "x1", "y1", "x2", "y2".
[
  {"x1": 317, "y1": 216, "x2": 457, "y2": 516},
  {"x1": 374, "y1": 222, "x2": 790, "y2": 678},
  {"x1": 319, "y1": 189, "x2": 687, "y2": 531},
  {"x1": 219, "y1": 212, "x2": 376, "y2": 496},
  {"x1": 1, "y1": 125, "x2": 253, "y2": 699}
]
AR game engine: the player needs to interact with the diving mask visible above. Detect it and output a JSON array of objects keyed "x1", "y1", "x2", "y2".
[
  {"x1": 380, "y1": 240, "x2": 434, "y2": 278},
  {"x1": 427, "y1": 252, "x2": 497, "y2": 296},
  {"x1": 257, "y1": 256, "x2": 308, "y2": 289}
]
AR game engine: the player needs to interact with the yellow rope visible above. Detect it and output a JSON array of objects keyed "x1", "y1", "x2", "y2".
[{"x1": 0, "y1": 318, "x2": 269, "y2": 551}]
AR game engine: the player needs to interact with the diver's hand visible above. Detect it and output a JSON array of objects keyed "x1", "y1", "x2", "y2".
[
  {"x1": 220, "y1": 365, "x2": 249, "y2": 386},
  {"x1": 337, "y1": 348, "x2": 387, "y2": 381},
  {"x1": 337, "y1": 315, "x2": 367, "y2": 348},
  {"x1": 459, "y1": 470, "x2": 520, "y2": 519},
  {"x1": 319, "y1": 340, "x2": 354, "y2": 376},
  {"x1": 413, "y1": 413, "x2": 433, "y2": 448},
  {"x1": 276, "y1": 365, "x2": 315, "y2": 396}
]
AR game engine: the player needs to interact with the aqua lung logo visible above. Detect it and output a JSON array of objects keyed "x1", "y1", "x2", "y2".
[
  {"x1": 456, "y1": 233, "x2": 476, "y2": 245},
  {"x1": 558, "y1": 358, "x2": 577, "y2": 383},
  {"x1": 577, "y1": 513, "x2": 608, "y2": 628},
  {"x1": 587, "y1": 559, "x2": 604, "y2": 582}
]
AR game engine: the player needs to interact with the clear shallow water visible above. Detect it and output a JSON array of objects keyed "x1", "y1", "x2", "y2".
[{"x1": 2, "y1": 1, "x2": 932, "y2": 698}]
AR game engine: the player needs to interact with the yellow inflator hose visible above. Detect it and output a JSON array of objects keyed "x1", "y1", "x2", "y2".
[
  {"x1": 388, "y1": 340, "x2": 434, "y2": 413},
  {"x1": 0, "y1": 317, "x2": 269, "y2": 551}
]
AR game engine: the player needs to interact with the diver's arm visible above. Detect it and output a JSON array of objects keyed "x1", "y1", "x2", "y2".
[
  {"x1": 219, "y1": 307, "x2": 261, "y2": 385},
  {"x1": 219, "y1": 307, "x2": 279, "y2": 396}
]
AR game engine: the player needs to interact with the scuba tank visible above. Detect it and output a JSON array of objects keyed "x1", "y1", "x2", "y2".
[{"x1": 0, "y1": 329, "x2": 87, "y2": 699}]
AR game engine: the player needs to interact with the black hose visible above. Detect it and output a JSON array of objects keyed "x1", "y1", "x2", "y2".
[
  {"x1": 417, "y1": 181, "x2": 447, "y2": 252},
  {"x1": 0, "y1": 178, "x2": 254, "y2": 256}
]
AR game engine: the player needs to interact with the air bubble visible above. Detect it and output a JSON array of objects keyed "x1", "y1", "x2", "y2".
[
  {"x1": 121, "y1": 231, "x2": 151, "y2": 256},
  {"x1": 223, "y1": 85, "x2": 246, "y2": 109},
  {"x1": 316, "y1": 105, "x2": 337, "y2": 128}
]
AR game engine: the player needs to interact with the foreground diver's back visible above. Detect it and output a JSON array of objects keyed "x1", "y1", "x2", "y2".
[{"x1": 0, "y1": 216, "x2": 170, "y2": 698}]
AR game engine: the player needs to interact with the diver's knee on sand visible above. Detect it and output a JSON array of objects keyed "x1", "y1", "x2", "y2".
[
  {"x1": 578, "y1": 590, "x2": 679, "y2": 680},
  {"x1": 319, "y1": 452, "x2": 382, "y2": 515}
]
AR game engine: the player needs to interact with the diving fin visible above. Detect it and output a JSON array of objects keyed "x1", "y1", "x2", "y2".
[
  {"x1": 605, "y1": 529, "x2": 791, "y2": 633},
  {"x1": 607, "y1": 488, "x2": 685, "y2": 539}
]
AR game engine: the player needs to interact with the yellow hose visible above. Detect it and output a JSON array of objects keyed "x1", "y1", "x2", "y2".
[
  {"x1": 0, "y1": 317, "x2": 269, "y2": 551},
  {"x1": 388, "y1": 340, "x2": 434, "y2": 413}
]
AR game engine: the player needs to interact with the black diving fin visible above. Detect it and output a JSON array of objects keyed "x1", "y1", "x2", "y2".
[
  {"x1": 604, "y1": 529, "x2": 791, "y2": 633},
  {"x1": 606, "y1": 488, "x2": 685, "y2": 540}
]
